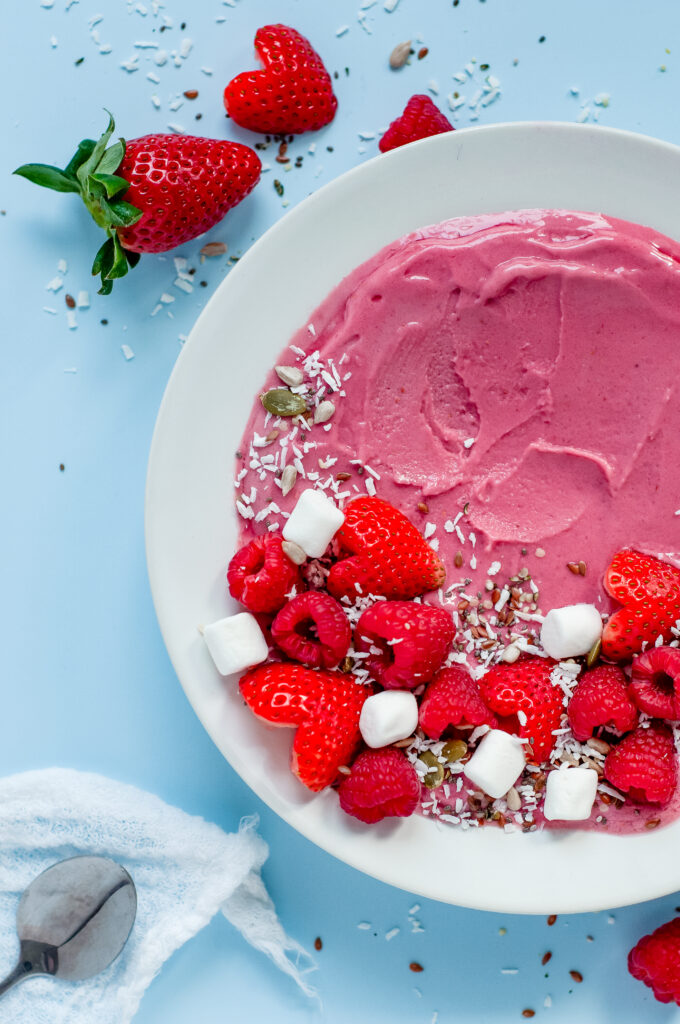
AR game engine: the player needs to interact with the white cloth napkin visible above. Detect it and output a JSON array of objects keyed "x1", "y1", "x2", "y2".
[{"x1": 0, "y1": 768, "x2": 314, "y2": 1024}]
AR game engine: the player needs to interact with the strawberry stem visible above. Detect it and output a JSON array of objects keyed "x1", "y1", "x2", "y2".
[{"x1": 13, "y1": 112, "x2": 143, "y2": 295}]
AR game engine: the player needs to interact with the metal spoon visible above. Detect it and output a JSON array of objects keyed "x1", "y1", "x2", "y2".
[{"x1": 0, "y1": 856, "x2": 137, "y2": 1000}]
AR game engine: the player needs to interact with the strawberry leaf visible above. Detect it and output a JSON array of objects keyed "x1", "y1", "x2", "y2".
[
  {"x1": 92, "y1": 237, "x2": 115, "y2": 277},
  {"x1": 106, "y1": 199, "x2": 142, "y2": 227},
  {"x1": 106, "y1": 234, "x2": 130, "y2": 279},
  {"x1": 125, "y1": 249, "x2": 141, "y2": 268},
  {"x1": 13, "y1": 163, "x2": 81, "y2": 194},
  {"x1": 64, "y1": 139, "x2": 96, "y2": 177},
  {"x1": 90, "y1": 172, "x2": 129, "y2": 198},
  {"x1": 96, "y1": 139, "x2": 125, "y2": 176},
  {"x1": 98, "y1": 278, "x2": 114, "y2": 296},
  {"x1": 77, "y1": 111, "x2": 115, "y2": 189}
]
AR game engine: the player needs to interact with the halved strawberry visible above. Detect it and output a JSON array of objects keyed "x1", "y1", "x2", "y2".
[{"x1": 602, "y1": 550, "x2": 680, "y2": 661}]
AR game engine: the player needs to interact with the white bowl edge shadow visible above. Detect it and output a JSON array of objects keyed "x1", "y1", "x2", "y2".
[{"x1": 145, "y1": 122, "x2": 680, "y2": 914}]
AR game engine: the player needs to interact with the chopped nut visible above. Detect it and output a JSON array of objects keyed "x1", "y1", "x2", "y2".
[
  {"x1": 199, "y1": 241, "x2": 227, "y2": 257},
  {"x1": 586, "y1": 737, "x2": 610, "y2": 756}
]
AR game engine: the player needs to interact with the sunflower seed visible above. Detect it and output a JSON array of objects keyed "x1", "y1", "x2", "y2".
[
  {"x1": 275, "y1": 364, "x2": 304, "y2": 387},
  {"x1": 389, "y1": 40, "x2": 412, "y2": 69},
  {"x1": 280, "y1": 465, "x2": 298, "y2": 497},
  {"x1": 281, "y1": 539, "x2": 306, "y2": 564},
  {"x1": 314, "y1": 399, "x2": 335, "y2": 424},
  {"x1": 505, "y1": 786, "x2": 521, "y2": 811}
]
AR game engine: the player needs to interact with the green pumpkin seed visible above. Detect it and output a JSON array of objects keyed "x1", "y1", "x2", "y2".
[
  {"x1": 586, "y1": 637, "x2": 602, "y2": 669},
  {"x1": 261, "y1": 388, "x2": 307, "y2": 417},
  {"x1": 418, "y1": 750, "x2": 445, "y2": 789},
  {"x1": 441, "y1": 739, "x2": 468, "y2": 763}
]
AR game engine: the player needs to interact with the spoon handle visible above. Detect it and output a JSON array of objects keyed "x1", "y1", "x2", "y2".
[{"x1": 0, "y1": 960, "x2": 33, "y2": 999}]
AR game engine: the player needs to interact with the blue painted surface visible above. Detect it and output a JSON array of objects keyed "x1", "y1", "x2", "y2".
[{"x1": 2, "y1": 1, "x2": 680, "y2": 1020}]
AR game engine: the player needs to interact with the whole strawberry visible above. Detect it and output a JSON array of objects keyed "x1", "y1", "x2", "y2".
[
  {"x1": 601, "y1": 550, "x2": 680, "y2": 661},
  {"x1": 327, "y1": 496, "x2": 446, "y2": 602},
  {"x1": 14, "y1": 113, "x2": 260, "y2": 293},
  {"x1": 224, "y1": 24, "x2": 338, "y2": 134},
  {"x1": 479, "y1": 657, "x2": 561, "y2": 763},
  {"x1": 379, "y1": 94, "x2": 453, "y2": 153},
  {"x1": 629, "y1": 916, "x2": 680, "y2": 1004}
]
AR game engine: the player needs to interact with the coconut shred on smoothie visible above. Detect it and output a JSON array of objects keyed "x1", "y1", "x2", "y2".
[{"x1": 204, "y1": 209, "x2": 680, "y2": 835}]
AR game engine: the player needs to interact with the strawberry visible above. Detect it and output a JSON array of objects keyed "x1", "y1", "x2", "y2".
[
  {"x1": 326, "y1": 496, "x2": 446, "y2": 602},
  {"x1": 355, "y1": 600, "x2": 454, "y2": 690},
  {"x1": 629, "y1": 917, "x2": 680, "y2": 1005},
  {"x1": 14, "y1": 113, "x2": 260, "y2": 293},
  {"x1": 629, "y1": 647, "x2": 680, "y2": 719},
  {"x1": 419, "y1": 666, "x2": 497, "y2": 740},
  {"x1": 271, "y1": 591, "x2": 351, "y2": 668},
  {"x1": 379, "y1": 94, "x2": 454, "y2": 153},
  {"x1": 224, "y1": 24, "x2": 338, "y2": 135},
  {"x1": 228, "y1": 534, "x2": 301, "y2": 614},
  {"x1": 604, "y1": 722, "x2": 677, "y2": 804},
  {"x1": 240, "y1": 662, "x2": 370, "y2": 791},
  {"x1": 478, "y1": 657, "x2": 561, "y2": 763},
  {"x1": 566, "y1": 664, "x2": 638, "y2": 742},
  {"x1": 601, "y1": 550, "x2": 680, "y2": 661},
  {"x1": 338, "y1": 748, "x2": 421, "y2": 824}
]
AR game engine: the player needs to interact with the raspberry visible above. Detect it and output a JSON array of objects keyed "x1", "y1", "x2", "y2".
[
  {"x1": 271, "y1": 591, "x2": 351, "y2": 669},
  {"x1": 629, "y1": 916, "x2": 680, "y2": 1005},
  {"x1": 604, "y1": 722, "x2": 677, "y2": 804},
  {"x1": 355, "y1": 600, "x2": 454, "y2": 690},
  {"x1": 419, "y1": 666, "x2": 497, "y2": 740},
  {"x1": 378, "y1": 94, "x2": 454, "y2": 153},
  {"x1": 479, "y1": 657, "x2": 561, "y2": 763},
  {"x1": 338, "y1": 747, "x2": 421, "y2": 823},
  {"x1": 227, "y1": 534, "x2": 301, "y2": 613},
  {"x1": 629, "y1": 647, "x2": 680, "y2": 719},
  {"x1": 567, "y1": 664, "x2": 638, "y2": 741}
]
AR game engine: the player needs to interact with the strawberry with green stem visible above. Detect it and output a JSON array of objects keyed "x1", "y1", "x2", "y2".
[{"x1": 14, "y1": 113, "x2": 261, "y2": 294}]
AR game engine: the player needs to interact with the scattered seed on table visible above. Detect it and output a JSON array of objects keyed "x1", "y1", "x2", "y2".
[
  {"x1": 65, "y1": 294, "x2": 76, "y2": 309},
  {"x1": 273, "y1": 179, "x2": 284, "y2": 196},
  {"x1": 409, "y1": 962, "x2": 424, "y2": 973},
  {"x1": 522, "y1": 1012, "x2": 535, "y2": 1020},
  {"x1": 570, "y1": 970, "x2": 583, "y2": 983},
  {"x1": 417, "y1": 47, "x2": 429, "y2": 60},
  {"x1": 542, "y1": 951, "x2": 552, "y2": 965},
  {"x1": 59, "y1": 463, "x2": 65, "y2": 472},
  {"x1": 314, "y1": 937, "x2": 323, "y2": 951},
  {"x1": 547, "y1": 914, "x2": 557, "y2": 926},
  {"x1": 184, "y1": 89, "x2": 198, "y2": 99}
]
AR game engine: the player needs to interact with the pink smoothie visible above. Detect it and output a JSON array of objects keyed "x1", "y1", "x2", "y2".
[{"x1": 236, "y1": 209, "x2": 680, "y2": 613}]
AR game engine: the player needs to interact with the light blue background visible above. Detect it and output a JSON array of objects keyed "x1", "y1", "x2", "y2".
[{"x1": 2, "y1": 1, "x2": 680, "y2": 1021}]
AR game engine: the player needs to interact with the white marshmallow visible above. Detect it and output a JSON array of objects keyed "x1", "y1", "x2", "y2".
[
  {"x1": 543, "y1": 766, "x2": 598, "y2": 821},
  {"x1": 464, "y1": 729, "x2": 525, "y2": 799},
  {"x1": 203, "y1": 612, "x2": 268, "y2": 676},
  {"x1": 282, "y1": 488, "x2": 344, "y2": 558},
  {"x1": 359, "y1": 690, "x2": 419, "y2": 748},
  {"x1": 540, "y1": 603, "x2": 602, "y2": 660}
]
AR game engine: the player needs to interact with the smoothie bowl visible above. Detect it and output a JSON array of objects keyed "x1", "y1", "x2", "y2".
[{"x1": 146, "y1": 124, "x2": 680, "y2": 912}]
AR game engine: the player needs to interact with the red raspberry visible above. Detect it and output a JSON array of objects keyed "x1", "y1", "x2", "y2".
[
  {"x1": 479, "y1": 657, "x2": 561, "y2": 763},
  {"x1": 419, "y1": 666, "x2": 497, "y2": 740},
  {"x1": 227, "y1": 534, "x2": 301, "y2": 613},
  {"x1": 629, "y1": 647, "x2": 680, "y2": 719},
  {"x1": 379, "y1": 94, "x2": 454, "y2": 153},
  {"x1": 271, "y1": 591, "x2": 351, "y2": 669},
  {"x1": 338, "y1": 747, "x2": 421, "y2": 823},
  {"x1": 629, "y1": 916, "x2": 680, "y2": 1005},
  {"x1": 567, "y1": 664, "x2": 639, "y2": 742},
  {"x1": 355, "y1": 600, "x2": 454, "y2": 690},
  {"x1": 604, "y1": 722, "x2": 677, "y2": 804}
]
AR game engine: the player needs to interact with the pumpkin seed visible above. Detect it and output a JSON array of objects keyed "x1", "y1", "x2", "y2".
[
  {"x1": 418, "y1": 750, "x2": 444, "y2": 789},
  {"x1": 441, "y1": 739, "x2": 467, "y2": 763},
  {"x1": 261, "y1": 388, "x2": 307, "y2": 417},
  {"x1": 586, "y1": 637, "x2": 602, "y2": 668},
  {"x1": 275, "y1": 364, "x2": 304, "y2": 387}
]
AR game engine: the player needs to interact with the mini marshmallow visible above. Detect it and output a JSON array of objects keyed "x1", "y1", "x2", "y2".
[
  {"x1": 543, "y1": 766, "x2": 598, "y2": 821},
  {"x1": 540, "y1": 603, "x2": 602, "y2": 660},
  {"x1": 282, "y1": 488, "x2": 344, "y2": 558},
  {"x1": 359, "y1": 690, "x2": 419, "y2": 748},
  {"x1": 464, "y1": 729, "x2": 525, "y2": 799},
  {"x1": 203, "y1": 612, "x2": 268, "y2": 676}
]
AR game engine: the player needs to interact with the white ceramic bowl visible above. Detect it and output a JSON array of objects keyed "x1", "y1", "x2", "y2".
[{"x1": 146, "y1": 122, "x2": 680, "y2": 913}]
